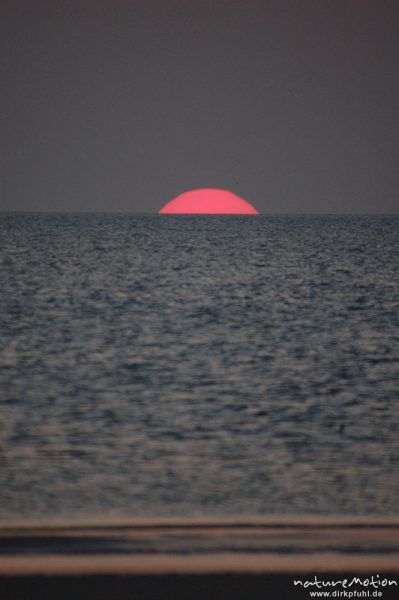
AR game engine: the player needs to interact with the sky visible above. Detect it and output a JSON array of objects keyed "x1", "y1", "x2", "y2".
[{"x1": 1, "y1": 0, "x2": 398, "y2": 214}]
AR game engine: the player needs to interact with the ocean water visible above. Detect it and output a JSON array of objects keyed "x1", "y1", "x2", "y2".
[{"x1": 0, "y1": 213, "x2": 398, "y2": 521}]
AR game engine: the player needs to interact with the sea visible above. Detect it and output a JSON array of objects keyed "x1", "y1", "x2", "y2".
[{"x1": 0, "y1": 213, "x2": 398, "y2": 521}]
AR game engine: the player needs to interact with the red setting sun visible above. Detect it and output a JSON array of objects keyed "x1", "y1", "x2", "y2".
[{"x1": 159, "y1": 189, "x2": 260, "y2": 214}]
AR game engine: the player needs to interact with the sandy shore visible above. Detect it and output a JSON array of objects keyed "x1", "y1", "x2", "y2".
[
  {"x1": 1, "y1": 518, "x2": 398, "y2": 599},
  {"x1": 1, "y1": 572, "x2": 398, "y2": 600},
  {"x1": 2, "y1": 568, "x2": 399, "y2": 600}
]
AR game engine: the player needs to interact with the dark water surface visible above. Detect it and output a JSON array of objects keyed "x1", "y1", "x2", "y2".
[{"x1": 0, "y1": 214, "x2": 398, "y2": 520}]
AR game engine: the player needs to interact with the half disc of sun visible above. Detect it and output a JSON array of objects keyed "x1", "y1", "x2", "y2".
[{"x1": 159, "y1": 189, "x2": 260, "y2": 214}]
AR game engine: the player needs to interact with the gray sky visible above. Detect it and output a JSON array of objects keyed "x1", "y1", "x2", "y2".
[{"x1": 1, "y1": 0, "x2": 398, "y2": 213}]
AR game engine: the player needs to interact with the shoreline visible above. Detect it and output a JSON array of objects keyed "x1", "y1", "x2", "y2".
[
  {"x1": 1, "y1": 551, "x2": 399, "y2": 575},
  {"x1": 2, "y1": 514, "x2": 399, "y2": 528}
]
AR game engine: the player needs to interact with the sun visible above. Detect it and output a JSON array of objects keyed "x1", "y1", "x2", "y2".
[{"x1": 159, "y1": 188, "x2": 260, "y2": 214}]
